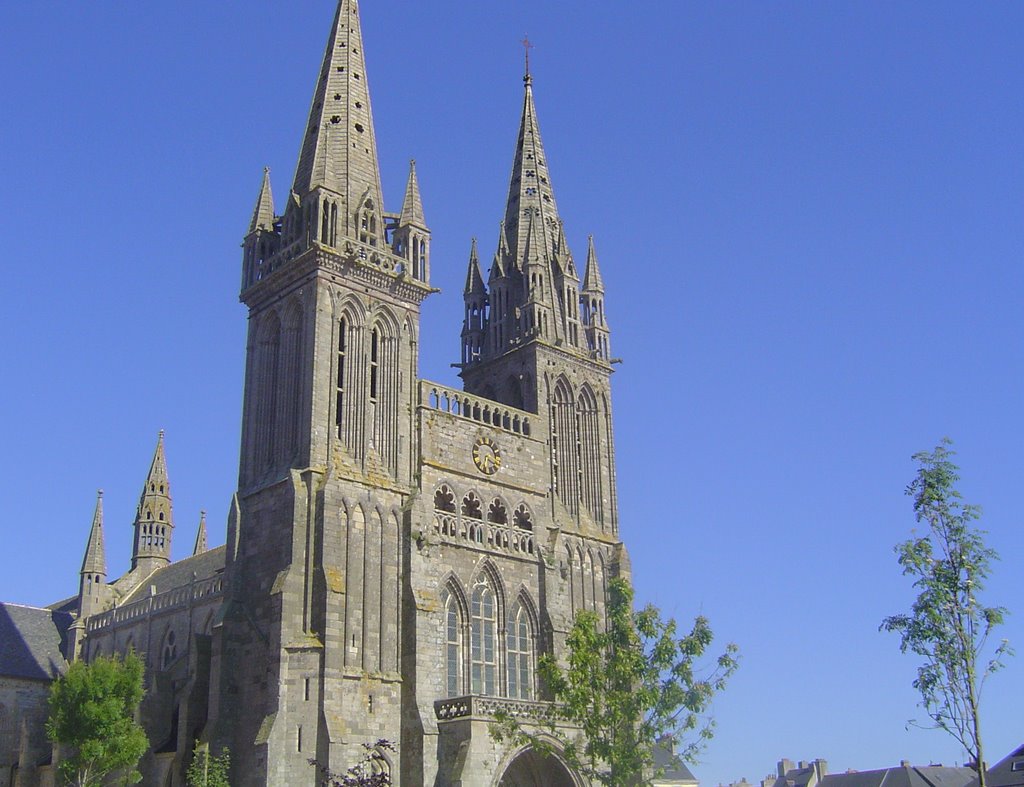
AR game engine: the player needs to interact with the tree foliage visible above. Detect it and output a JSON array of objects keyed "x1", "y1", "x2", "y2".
[
  {"x1": 493, "y1": 577, "x2": 738, "y2": 786},
  {"x1": 309, "y1": 739, "x2": 395, "y2": 786},
  {"x1": 186, "y1": 742, "x2": 230, "y2": 787},
  {"x1": 46, "y1": 650, "x2": 149, "y2": 787},
  {"x1": 881, "y1": 439, "x2": 1012, "y2": 787}
]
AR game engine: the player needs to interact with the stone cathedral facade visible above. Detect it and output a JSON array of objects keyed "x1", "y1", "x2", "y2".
[{"x1": 0, "y1": 2, "x2": 630, "y2": 785}]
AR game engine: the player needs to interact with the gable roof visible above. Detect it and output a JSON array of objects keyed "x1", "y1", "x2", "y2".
[
  {"x1": 0, "y1": 603, "x2": 72, "y2": 681},
  {"x1": 820, "y1": 766, "x2": 976, "y2": 787},
  {"x1": 119, "y1": 545, "x2": 226, "y2": 604}
]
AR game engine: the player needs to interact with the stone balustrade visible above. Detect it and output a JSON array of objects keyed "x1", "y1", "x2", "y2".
[
  {"x1": 86, "y1": 574, "x2": 224, "y2": 632},
  {"x1": 434, "y1": 695, "x2": 559, "y2": 723},
  {"x1": 421, "y1": 381, "x2": 538, "y2": 438},
  {"x1": 434, "y1": 513, "x2": 534, "y2": 556}
]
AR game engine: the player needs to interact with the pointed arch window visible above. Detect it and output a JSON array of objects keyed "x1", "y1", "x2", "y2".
[
  {"x1": 334, "y1": 317, "x2": 348, "y2": 438},
  {"x1": 161, "y1": 629, "x2": 177, "y2": 670},
  {"x1": 470, "y1": 576, "x2": 497, "y2": 695},
  {"x1": 441, "y1": 587, "x2": 462, "y2": 697},
  {"x1": 507, "y1": 603, "x2": 534, "y2": 700}
]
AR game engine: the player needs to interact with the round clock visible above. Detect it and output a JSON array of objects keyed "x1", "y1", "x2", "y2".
[{"x1": 472, "y1": 436, "x2": 502, "y2": 475}]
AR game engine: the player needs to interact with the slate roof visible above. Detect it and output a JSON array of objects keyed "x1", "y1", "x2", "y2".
[
  {"x1": 977, "y1": 744, "x2": 1024, "y2": 787},
  {"x1": 653, "y1": 739, "x2": 698, "y2": 783},
  {"x1": 0, "y1": 603, "x2": 72, "y2": 681},
  {"x1": 120, "y1": 545, "x2": 226, "y2": 604},
  {"x1": 820, "y1": 766, "x2": 976, "y2": 787}
]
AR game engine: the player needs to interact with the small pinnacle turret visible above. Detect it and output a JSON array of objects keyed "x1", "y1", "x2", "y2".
[
  {"x1": 399, "y1": 160, "x2": 426, "y2": 227},
  {"x1": 131, "y1": 431, "x2": 174, "y2": 575},
  {"x1": 391, "y1": 159, "x2": 431, "y2": 282},
  {"x1": 462, "y1": 238, "x2": 487, "y2": 365},
  {"x1": 582, "y1": 235, "x2": 605, "y2": 292},
  {"x1": 582, "y1": 236, "x2": 611, "y2": 361},
  {"x1": 464, "y1": 238, "x2": 485, "y2": 296},
  {"x1": 77, "y1": 490, "x2": 109, "y2": 622},
  {"x1": 249, "y1": 167, "x2": 275, "y2": 234},
  {"x1": 193, "y1": 510, "x2": 208, "y2": 556},
  {"x1": 81, "y1": 490, "x2": 107, "y2": 578}
]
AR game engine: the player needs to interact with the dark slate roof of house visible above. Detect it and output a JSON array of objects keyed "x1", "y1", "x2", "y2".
[
  {"x1": 977, "y1": 744, "x2": 1024, "y2": 787},
  {"x1": 120, "y1": 545, "x2": 226, "y2": 604},
  {"x1": 653, "y1": 741, "x2": 698, "y2": 783},
  {"x1": 821, "y1": 766, "x2": 976, "y2": 787},
  {"x1": 0, "y1": 603, "x2": 72, "y2": 680}
]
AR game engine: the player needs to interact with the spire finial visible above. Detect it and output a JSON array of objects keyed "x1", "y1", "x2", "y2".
[{"x1": 522, "y1": 35, "x2": 534, "y2": 84}]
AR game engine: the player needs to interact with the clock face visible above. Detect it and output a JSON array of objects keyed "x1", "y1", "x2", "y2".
[{"x1": 472, "y1": 436, "x2": 502, "y2": 475}]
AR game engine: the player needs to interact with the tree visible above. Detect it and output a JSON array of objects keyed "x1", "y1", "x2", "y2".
[
  {"x1": 881, "y1": 439, "x2": 1012, "y2": 787},
  {"x1": 46, "y1": 650, "x2": 149, "y2": 787},
  {"x1": 186, "y1": 742, "x2": 230, "y2": 787},
  {"x1": 308, "y1": 739, "x2": 395, "y2": 786},
  {"x1": 493, "y1": 577, "x2": 738, "y2": 786}
]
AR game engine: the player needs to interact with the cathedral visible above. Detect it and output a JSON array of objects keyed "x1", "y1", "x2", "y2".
[{"x1": 0, "y1": 2, "x2": 634, "y2": 785}]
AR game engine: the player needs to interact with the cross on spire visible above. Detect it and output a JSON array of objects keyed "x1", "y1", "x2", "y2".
[{"x1": 522, "y1": 35, "x2": 534, "y2": 83}]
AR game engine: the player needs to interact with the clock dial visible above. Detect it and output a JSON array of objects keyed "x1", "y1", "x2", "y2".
[{"x1": 472, "y1": 437, "x2": 502, "y2": 475}]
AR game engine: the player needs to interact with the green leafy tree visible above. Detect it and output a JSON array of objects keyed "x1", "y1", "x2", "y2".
[
  {"x1": 46, "y1": 650, "x2": 149, "y2": 787},
  {"x1": 493, "y1": 577, "x2": 738, "y2": 786},
  {"x1": 186, "y1": 742, "x2": 230, "y2": 787},
  {"x1": 882, "y1": 439, "x2": 1012, "y2": 787}
]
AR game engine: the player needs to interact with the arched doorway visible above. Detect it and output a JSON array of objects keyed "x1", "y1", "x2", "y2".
[{"x1": 497, "y1": 747, "x2": 578, "y2": 787}]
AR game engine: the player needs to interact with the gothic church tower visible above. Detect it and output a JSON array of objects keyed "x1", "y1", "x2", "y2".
[
  {"x1": 460, "y1": 70, "x2": 619, "y2": 536},
  {"x1": 220, "y1": 1, "x2": 431, "y2": 782}
]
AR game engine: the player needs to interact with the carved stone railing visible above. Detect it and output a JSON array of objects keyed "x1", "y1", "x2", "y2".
[
  {"x1": 434, "y1": 695, "x2": 560, "y2": 723},
  {"x1": 86, "y1": 574, "x2": 224, "y2": 632},
  {"x1": 434, "y1": 513, "x2": 534, "y2": 556},
  {"x1": 421, "y1": 381, "x2": 540, "y2": 438}
]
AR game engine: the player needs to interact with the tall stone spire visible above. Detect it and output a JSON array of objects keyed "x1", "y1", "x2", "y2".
[
  {"x1": 193, "y1": 510, "x2": 208, "y2": 556},
  {"x1": 131, "y1": 431, "x2": 174, "y2": 575},
  {"x1": 248, "y1": 167, "x2": 275, "y2": 233},
  {"x1": 502, "y1": 72, "x2": 563, "y2": 267},
  {"x1": 291, "y1": 0, "x2": 386, "y2": 239},
  {"x1": 81, "y1": 490, "x2": 107, "y2": 578}
]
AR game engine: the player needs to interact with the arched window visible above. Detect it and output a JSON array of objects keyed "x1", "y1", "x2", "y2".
[
  {"x1": 487, "y1": 498, "x2": 508, "y2": 525},
  {"x1": 161, "y1": 629, "x2": 177, "y2": 670},
  {"x1": 440, "y1": 587, "x2": 462, "y2": 697},
  {"x1": 470, "y1": 576, "x2": 497, "y2": 695},
  {"x1": 433, "y1": 485, "x2": 456, "y2": 513},
  {"x1": 507, "y1": 603, "x2": 534, "y2": 700},
  {"x1": 461, "y1": 492, "x2": 483, "y2": 520},
  {"x1": 334, "y1": 316, "x2": 348, "y2": 438},
  {"x1": 513, "y1": 504, "x2": 533, "y2": 531}
]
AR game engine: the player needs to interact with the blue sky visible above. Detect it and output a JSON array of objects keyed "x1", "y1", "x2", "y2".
[{"x1": 1, "y1": 2, "x2": 1022, "y2": 785}]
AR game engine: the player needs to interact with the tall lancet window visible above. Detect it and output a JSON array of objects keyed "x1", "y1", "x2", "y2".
[
  {"x1": 507, "y1": 603, "x2": 534, "y2": 699},
  {"x1": 334, "y1": 317, "x2": 348, "y2": 438},
  {"x1": 470, "y1": 575, "x2": 497, "y2": 695},
  {"x1": 441, "y1": 587, "x2": 462, "y2": 697}
]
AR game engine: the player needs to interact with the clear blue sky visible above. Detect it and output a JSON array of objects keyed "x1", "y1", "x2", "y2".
[{"x1": 1, "y1": 3, "x2": 1022, "y2": 785}]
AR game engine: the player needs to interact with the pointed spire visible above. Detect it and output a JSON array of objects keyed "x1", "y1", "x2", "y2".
[
  {"x1": 399, "y1": 160, "x2": 426, "y2": 227},
  {"x1": 131, "y1": 430, "x2": 174, "y2": 573},
  {"x1": 193, "y1": 511, "x2": 208, "y2": 556},
  {"x1": 81, "y1": 490, "x2": 107, "y2": 576},
  {"x1": 248, "y1": 167, "x2": 275, "y2": 233},
  {"x1": 583, "y1": 235, "x2": 605, "y2": 292},
  {"x1": 291, "y1": 0, "x2": 386, "y2": 228},
  {"x1": 502, "y1": 72, "x2": 563, "y2": 265},
  {"x1": 464, "y1": 238, "x2": 486, "y2": 295}
]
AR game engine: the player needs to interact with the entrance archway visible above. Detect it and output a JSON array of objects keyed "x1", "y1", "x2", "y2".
[{"x1": 497, "y1": 746, "x2": 578, "y2": 787}]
